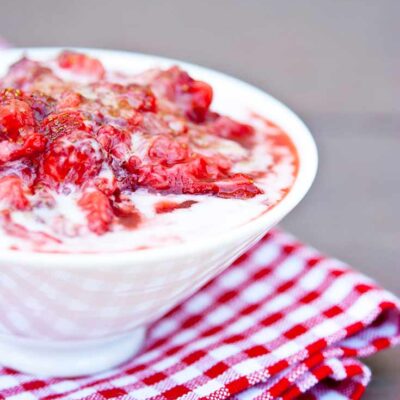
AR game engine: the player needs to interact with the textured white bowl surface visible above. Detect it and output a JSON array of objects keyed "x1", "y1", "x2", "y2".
[{"x1": 0, "y1": 48, "x2": 317, "y2": 376}]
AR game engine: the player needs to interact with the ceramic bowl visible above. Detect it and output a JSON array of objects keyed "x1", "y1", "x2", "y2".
[{"x1": 0, "y1": 48, "x2": 318, "y2": 377}]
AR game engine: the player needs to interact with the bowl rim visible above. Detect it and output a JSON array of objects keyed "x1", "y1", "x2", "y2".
[{"x1": 0, "y1": 47, "x2": 318, "y2": 267}]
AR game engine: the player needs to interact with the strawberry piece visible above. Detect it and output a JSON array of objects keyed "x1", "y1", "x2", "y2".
[
  {"x1": 57, "y1": 51, "x2": 106, "y2": 80},
  {"x1": 95, "y1": 125, "x2": 137, "y2": 190},
  {"x1": 78, "y1": 189, "x2": 114, "y2": 235},
  {"x1": 124, "y1": 155, "x2": 141, "y2": 173},
  {"x1": 27, "y1": 91, "x2": 56, "y2": 121},
  {"x1": 152, "y1": 67, "x2": 213, "y2": 122},
  {"x1": 125, "y1": 84, "x2": 157, "y2": 113},
  {"x1": 1, "y1": 58, "x2": 57, "y2": 90},
  {"x1": 0, "y1": 176, "x2": 31, "y2": 210},
  {"x1": 40, "y1": 110, "x2": 86, "y2": 141},
  {"x1": 162, "y1": 163, "x2": 218, "y2": 196},
  {"x1": 57, "y1": 91, "x2": 82, "y2": 109},
  {"x1": 112, "y1": 194, "x2": 141, "y2": 229},
  {"x1": 0, "y1": 132, "x2": 47, "y2": 165},
  {"x1": 41, "y1": 130, "x2": 103, "y2": 187},
  {"x1": 0, "y1": 88, "x2": 56, "y2": 123},
  {"x1": 0, "y1": 88, "x2": 26, "y2": 105},
  {"x1": 90, "y1": 82, "x2": 156, "y2": 115},
  {"x1": 214, "y1": 173, "x2": 263, "y2": 199},
  {"x1": 187, "y1": 155, "x2": 231, "y2": 180},
  {"x1": 0, "y1": 99, "x2": 35, "y2": 141},
  {"x1": 94, "y1": 174, "x2": 118, "y2": 196},
  {"x1": 148, "y1": 135, "x2": 189, "y2": 165},
  {"x1": 96, "y1": 125, "x2": 131, "y2": 159},
  {"x1": 0, "y1": 158, "x2": 37, "y2": 188},
  {"x1": 210, "y1": 116, "x2": 255, "y2": 148},
  {"x1": 182, "y1": 80, "x2": 213, "y2": 123},
  {"x1": 137, "y1": 154, "x2": 260, "y2": 199},
  {"x1": 155, "y1": 200, "x2": 197, "y2": 214},
  {"x1": 19, "y1": 133, "x2": 47, "y2": 158},
  {"x1": 138, "y1": 164, "x2": 170, "y2": 190}
]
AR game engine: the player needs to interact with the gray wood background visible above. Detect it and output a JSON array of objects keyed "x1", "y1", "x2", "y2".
[{"x1": 0, "y1": 1, "x2": 398, "y2": 398}]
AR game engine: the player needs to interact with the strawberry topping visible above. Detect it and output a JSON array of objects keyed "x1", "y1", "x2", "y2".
[{"x1": 0, "y1": 52, "x2": 269, "y2": 239}]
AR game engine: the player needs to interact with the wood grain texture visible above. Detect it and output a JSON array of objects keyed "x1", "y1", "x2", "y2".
[{"x1": 0, "y1": 0, "x2": 398, "y2": 397}]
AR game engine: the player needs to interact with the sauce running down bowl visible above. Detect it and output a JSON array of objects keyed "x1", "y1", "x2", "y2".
[{"x1": 0, "y1": 48, "x2": 317, "y2": 377}]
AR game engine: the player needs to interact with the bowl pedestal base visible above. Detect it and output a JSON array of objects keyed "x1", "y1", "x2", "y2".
[{"x1": 0, "y1": 328, "x2": 146, "y2": 377}]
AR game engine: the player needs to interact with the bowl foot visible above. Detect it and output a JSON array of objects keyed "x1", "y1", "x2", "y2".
[{"x1": 0, "y1": 328, "x2": 146, "y2": 377}]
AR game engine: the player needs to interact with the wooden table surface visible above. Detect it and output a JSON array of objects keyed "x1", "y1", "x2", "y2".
[{"x1": 0, "y1": 1, "x2": 398, "y2": 398}]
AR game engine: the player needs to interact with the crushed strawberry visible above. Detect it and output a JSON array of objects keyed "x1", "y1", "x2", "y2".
[
  {"x1": 213, "y1": 173, "x2": 262, "y2": 199},
  {"x1": 78, "y1": 190, "x2": 114, "y2": 235},
  {"x1": 148, "y1": 135, "x2": 189, "y2": 165},
  {"x1": 0, "y1": 98, "x2": 35, "y2": 140},
  {"x1": 155, "y1": 200, "x2": 197, "y2": 214},
  {"x1": 138, "y1": 164, "x2": 170, "y2": 191},
  {"x1": 0, "y1": 176, "x2": 31, "y2": 210},
  {"x1": 94, "y1": 177, "x2": 117, "y2": 197},
  {"x1": 0, "y1": 58, "x2": 58, "y2": 91},
  {"x1": 57, "y1": 51, "x2": 106, "y2": 80},
  {"x1": 0, "y1": 159, "x2": 37, "y2": 188},
  {"x1": 151, "y1": 67, "x2": 213, "y2": 122},
  {"x1": 41, "y1": 131, "x2": 104, "y2": 187},
  {"x1": 0, "y1": 133, "x2": 47, "y2": 166},
  {"x1": 0, "y1": 53, "x2": 269, "y2": 239},
  {"x1": 27, "y1": 92, "x2": 56, "y2": 121},
  {"x1": 96, "y1": 125, "x2": 131, "y2": 159},
  {"x1": 210, "y1": 116, "x2": 255, "y2": 148},
  {"x1": 124, "y1": 84, "x2": 157, "y2": 113},
  {"x1": 111, "y1": 194, "x2": 141, "y2": 229},
  {"x1": 40, "y1": 110, "x2": 86, "y2": 141},
  {"x1": 57, "y1": 91, "x2": 82, "y2": 109}
]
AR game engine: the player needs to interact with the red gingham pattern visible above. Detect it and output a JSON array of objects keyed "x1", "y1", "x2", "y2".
[{"x1": 0, "y1": 229, "x2": 398, "y2": 400}]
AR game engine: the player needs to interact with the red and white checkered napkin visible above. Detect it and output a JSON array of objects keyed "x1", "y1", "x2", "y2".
[{"x1": 0, "y1": 230, "x2": 399, "y2": 400}]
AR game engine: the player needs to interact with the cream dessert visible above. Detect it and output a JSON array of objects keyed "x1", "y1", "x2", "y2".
[{"x1": 0, "y1": 51, "x2": 298, "y2": 252}]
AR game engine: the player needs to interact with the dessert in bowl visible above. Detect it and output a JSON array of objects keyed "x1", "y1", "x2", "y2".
[{"x1": 0, "y1": 48, "x2": 317, "y2": 376}]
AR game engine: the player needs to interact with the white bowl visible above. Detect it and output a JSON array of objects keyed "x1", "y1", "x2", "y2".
[{"x1": 0, "y1": 48, "x2": 318, "y2": 377}]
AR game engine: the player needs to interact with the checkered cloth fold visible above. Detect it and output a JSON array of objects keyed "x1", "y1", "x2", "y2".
[{"x1": 0, "y1": 229, "x2": 398, "y2": 400}]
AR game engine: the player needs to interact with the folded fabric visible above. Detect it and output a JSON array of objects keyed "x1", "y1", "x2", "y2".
[{"x1": 0, "y1": 229, "x2": 398, "y2": 400}]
